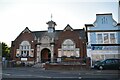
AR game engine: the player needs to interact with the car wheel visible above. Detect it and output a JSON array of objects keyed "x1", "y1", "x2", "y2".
[{"x1": 99, "y1": 66, "x2": 103, "y2": 70}]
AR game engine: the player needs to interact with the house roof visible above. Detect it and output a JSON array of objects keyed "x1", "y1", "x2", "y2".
[
  {"x1": 117, "y1": 23, "x2": 120, "y2": 25},
  {"x1": 85, "y1": 24, "x2": 94, "y2": 27},
  {"x1": 96, "y1": 13, "x2": 112, "y2": 15},
  {"x1": 32, "y1": 30, "x2": 62, "y2": 39},
  {"x1": 32, "y1": 29, "x2": 86, "y2": 40}
]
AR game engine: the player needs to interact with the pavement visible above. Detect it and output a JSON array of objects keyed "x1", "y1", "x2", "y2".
[{"x1": 1, "y1": 67, "x2": 120, "y2": 80}]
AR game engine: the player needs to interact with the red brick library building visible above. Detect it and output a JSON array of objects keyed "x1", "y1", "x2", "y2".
[{"x1": 11, "y1": 20, "x2": 87, "y2": 65}]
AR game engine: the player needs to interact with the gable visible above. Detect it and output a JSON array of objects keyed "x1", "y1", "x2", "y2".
[
  {"x1": 64, "y1": 24, "x2": 73, "y2": 31},
  {"x1": 14, "y1": 27, "x2": 33, "y2": 42},
  {"x1": 41, "y1": 36, "x2": 50, "y2": 43},
  {"x1": 88, "y1": 13, "x2": 118, "y2": 30},
  {"x1": 22, "y1": 27, "x2": 31, "y2": 33}
]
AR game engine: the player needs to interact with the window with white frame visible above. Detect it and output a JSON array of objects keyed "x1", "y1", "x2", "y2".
[
  {"x1": 62, "y1": 39, "x2": 75, "y2": 50},
  {"x1": 58, "y1": 39, "x2": 79, "y2": 57},
  {"x1": 62, "y1": 39, "x2": 75, "y2": 57},
  {"x1": 20, "y1": 41, "x2": 30, "y2": 57},
  {"x1": 16, "y1": 41, "x2": 34, "y2": 58},
  {"x1": 96, "y1": 32, "x2": 116, "y2": 44},
  {"x1": 104, "y1": 33, "x2": 109, "y2": 43},
  {"x1": 110, "y1": 33, "x2": 116, "y2": 44},
  {"x1": 97, "y1": 34, "x2": 103, "y2": 44}
]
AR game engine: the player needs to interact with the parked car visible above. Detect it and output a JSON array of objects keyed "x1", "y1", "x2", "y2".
[
  {"x1": 94, "y1": 58, "x2": 120, "y2": 70},
  {"x1": 94, "y1": 60, "x2": 101, "y2": 64}
]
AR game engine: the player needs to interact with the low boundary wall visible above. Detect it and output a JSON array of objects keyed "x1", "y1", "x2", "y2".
[{"x1": 44, "y1": 63, "x2": 90, "y2": 70}]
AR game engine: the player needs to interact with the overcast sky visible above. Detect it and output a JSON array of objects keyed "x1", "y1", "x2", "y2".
[{"x1": 0, "y1": 0, "x2": 119, "y2": 46}]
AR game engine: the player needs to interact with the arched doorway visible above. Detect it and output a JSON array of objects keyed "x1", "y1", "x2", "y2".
[{"x1": 41, "y1": 48, "x2": 51, "y2": 63}]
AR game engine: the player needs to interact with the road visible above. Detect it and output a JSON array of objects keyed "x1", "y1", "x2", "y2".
[{"x1": 1, "y1": 67, "x2": 120, "y2": 80}]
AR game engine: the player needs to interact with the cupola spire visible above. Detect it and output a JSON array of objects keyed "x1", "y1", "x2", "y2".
[
  {"x1": 46, "y1": 14, "x2": 57, "y2": 33},
  {"x1": 51, "y1": 13, "x2": 53, "y2": 21}
]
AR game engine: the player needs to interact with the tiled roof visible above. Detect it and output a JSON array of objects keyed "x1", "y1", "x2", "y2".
[
  {"x1": 85, "y1": 24, "x2": 94, "y2": 27},
  {"x1": 32, "y1": 29, "x2": 86, "y2": 40},
  {"x1": 32, "y1": 30, "x2": 62, "y2": 39}
]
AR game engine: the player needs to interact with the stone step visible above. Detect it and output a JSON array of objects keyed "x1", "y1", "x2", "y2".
[{"x1": 32, "y1": 63, "x2": 45, "y2": 68}]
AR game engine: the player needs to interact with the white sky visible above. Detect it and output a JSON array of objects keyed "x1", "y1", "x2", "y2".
[{"x1": 0, "y1": 0, "x2": 119, "y2": 47}]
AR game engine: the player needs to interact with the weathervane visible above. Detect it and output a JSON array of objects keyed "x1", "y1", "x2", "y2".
[{"x1": 51, "y1": 13, "x2": 53, "y2": 21}]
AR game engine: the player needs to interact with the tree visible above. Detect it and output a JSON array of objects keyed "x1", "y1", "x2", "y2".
[{"x1": 2, "y1": 42, "x2": 10, "y2": 60}]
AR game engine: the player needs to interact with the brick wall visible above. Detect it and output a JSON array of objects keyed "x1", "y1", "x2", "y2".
[
  {"x1": 54, "y1": 30, "x2": 87, "y2": 59},
  {"x1": 11, "y1": 31, "x2": 37, "y2": 62}
]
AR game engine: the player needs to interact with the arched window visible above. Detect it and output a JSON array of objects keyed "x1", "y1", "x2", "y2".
[
  {"x1": 20, "y1": 41, "x2": 30, "y2": 57},
  {"x1": 62, "y1": 39, "x2": 75, "y2": 50},
  {"x1": 16, "y1": 41, "x2": 34, "y2": 58},
  {"x1": 58, "y1": 39, "x2": 80, "y2": 58},
  {"x1": 20, "y1": 41, "x2": 30, "y2": 50}
]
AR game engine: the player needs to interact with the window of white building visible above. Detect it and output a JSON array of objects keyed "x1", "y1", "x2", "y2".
[
  {"x1": 110, "y1": 33, "x2": 116, "y2": 44},
  {"x1": 97, "y1": 34, "x2": 103, "y2": 44},
  {"x1": 104, "y1": 33, "x2": 109, "y2": 43},
  {"x1": 96, "y1": 32, "x2": 116, "y2": 44},
  {"x1": 102, "y1": 17, "x2": 108, "y2": 24}
]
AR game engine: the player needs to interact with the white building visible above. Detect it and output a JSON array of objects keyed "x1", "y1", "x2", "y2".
[
  {"x1": 118, "y1": 0, "x2": 120, "y2": 56},
  {"x1": 85, "y1": 13, "x2": 120, "y2": 67}
]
